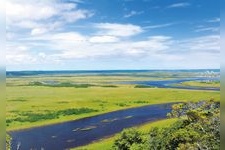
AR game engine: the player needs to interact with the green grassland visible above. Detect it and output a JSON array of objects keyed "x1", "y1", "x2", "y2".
[
  {"x1": 6, "y1": 74, "x2": 220, "y2": 131},
  {"x1": 73, "y1": 119, "x2": 177, "y2": 150},
  {"x1": 180, "y1": 80, "x2": 220, "y2": 88},
  {"x1": 6, "y1": 75, "x2": 168, "y2": 87}
]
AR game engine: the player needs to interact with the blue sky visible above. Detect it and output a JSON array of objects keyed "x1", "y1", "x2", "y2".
[{"x1": 6, "y1": 0, "x2": 219, "y2": 71}]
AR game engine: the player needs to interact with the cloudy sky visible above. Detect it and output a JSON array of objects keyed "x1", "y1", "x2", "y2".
[{"x1": 6, "y1": 0, "x2": 219, "y2": 71}]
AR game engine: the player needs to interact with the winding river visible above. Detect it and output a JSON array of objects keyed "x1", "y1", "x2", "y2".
[
  {"x1": 124, "y1": 77, "x2": 220, "y2": 91},
  {"x1": 10, "y1": 103, "x2": 175, "y2": 150}
]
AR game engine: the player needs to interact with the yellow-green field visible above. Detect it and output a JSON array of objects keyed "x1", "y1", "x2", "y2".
[
  {"x1": 6, "y1": 75, "x2": 172, "y2": 86},
  {"x1": 180, "y1": 81, "x2": 220, "y2": 88},
  {"x1": 6, "y1": 75, "x2": 220, "y2": 131},
  {"x1": 73, "y1": 119, "x2": 177, "y2": 150}
]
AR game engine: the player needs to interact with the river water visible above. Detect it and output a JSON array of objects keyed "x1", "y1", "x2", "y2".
[
  {"x1": 123, "y1": 77, "x2": 220, "y2": 91},
  {"x1": 9, "y1": 103, "x2": 175, "y2": 150}
]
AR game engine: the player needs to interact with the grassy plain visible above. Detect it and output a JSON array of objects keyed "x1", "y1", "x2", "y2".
[
  {"x1": 6, "y1": 74, "x2": 220, "y2": 131},
  {"x1": 180, "y1": 80, "x2": 220, "y2": 88}
]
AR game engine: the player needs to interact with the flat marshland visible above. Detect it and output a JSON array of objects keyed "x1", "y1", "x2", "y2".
[{"x1": 6, "y1": 71, "x2": 220, "y2": 131}]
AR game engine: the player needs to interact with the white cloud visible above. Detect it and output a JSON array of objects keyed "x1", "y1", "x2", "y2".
[
  {"x1": 6, "y1": 32, "x2": 16, "y2": 40},
  {"x1": 124, "y1": 11, "x2": 143, "y2": 18},
  {"x1": 6, "y1": 45, "x2": 36, "y2": 64},
  {"x1": 66, "y1": 0, "x2": 85, "y2": 3},
  {"x1": 38, "y1": 52, "x2": 47, "y2": 59},
  {"x1": 6, "y1": 31, "x2": 219, "y2": 69},
  {"x1": 6, "y1": 1, "x2": 91, "y2": 23},
  {"x1": 195, "y1": 27, "x2": 219, "y2": 32},
  {"x1": 6, "y1": 42, "x2": 61, "y2": 65},
  {"x1": 31, "y1": 28, "x2": 48, "y2": 35},
  {"x1": 207, "y1": 18, "x2": 220, "y2": 23},
  {"x1": 61, "y1": 10, "x2": 93, "y2": 23},
  {"x1": 167, "y1": 2, "x2": 190, "y2": 8},
  {"x1": 6, "y1": 1, "x2": 58, "y2": 22},
  {"x1": 51, "y1": 32, "x2": 87, "y2": 42},
  {"x1": 159, "y1": 35, "x2": 219, "y2": 56},
  {"x1": 185, "y1": 35, "x2": 220, "y2": 53},
  {"x1": 6, "y1": 0, "x2": 219, "y2": 70},
  {"x1": 6, "y1": 0, "x2": 93, "y2": 35},
  {"x1": 46, "y1": 34, "x2": 173, "y2": 59},
  {"x1": 95, "y1": 23, "x2": 143, "y2": 37},
  {"x1": 144, "y1": 23, "x2": 174, "y2": 29},
  {"x1": 148, "y1": 35, "x2": 172, "y2": 40},
  {"x1": 15, "y1": 21, "x2": 40, "y2": 29},
  {"x1": 89, "y1": 36, "x2": 119, "y2": 43},
  {"x1": 122, "y1": 36, "x2": 173, "y2": 56}
]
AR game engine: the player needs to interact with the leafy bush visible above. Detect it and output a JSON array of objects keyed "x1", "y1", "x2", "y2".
[
  {"x1": 113, "y1": 129, "x2": 144, "y2": 150},
  {"x1": 115, "y1": 103, "x2": 129, "y2": 107}
]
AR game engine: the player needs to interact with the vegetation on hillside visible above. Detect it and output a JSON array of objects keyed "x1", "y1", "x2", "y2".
[{"x1": 113, "y1": 100, "x2": 220, "y2": 150}]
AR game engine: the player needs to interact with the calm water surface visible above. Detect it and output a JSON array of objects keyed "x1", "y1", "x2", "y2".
[
  {"x1": 123, "y1": 77, "x2": 220, "y2": 91},
  {"x1": 10, "y1": 103, "x2": 175, "y2": 150}
]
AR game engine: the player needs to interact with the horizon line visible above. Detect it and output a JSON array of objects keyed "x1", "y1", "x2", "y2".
[{"x1": 6, "y1": 68, "x2": 220, "y2": 72}]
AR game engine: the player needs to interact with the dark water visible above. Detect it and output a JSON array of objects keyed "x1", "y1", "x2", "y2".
[
  {"x1": 9, "y1": 103, "x2": 175, "y2": 150},
  {"x1": 124, "y1": 77, "x2": 220, "y2": 91}
]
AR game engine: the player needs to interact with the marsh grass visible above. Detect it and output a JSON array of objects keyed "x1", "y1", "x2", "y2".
[
  {"x1": 99, "y1": 85, "x2": 118, "y2": 88},
  {"x1": 6, "y1": 86, "x2": 219, "y2": 130},
  {"x1": 6, "y1": 108, "x2": 98, "y2": 126},
  {"x1": 56, "y1": 101, "x2": 69, "y2": 104},
  {"x1": 6, "y1": 74, "x2": 220, "y2": 130},
  {"x1": 134, "y1": 85, "x2": 155, "y2": 88},
  {"x1": 8, "y1": 98, "x2": 27, "y2": 102},
  {"x1": 28, "y1": 81, "x2": 94, "y2": 88},
  {"x1": 132, "y1": 100, "x2": 149, "y2": 104},
  {"x1": 180, "y1": 80, "x2": 220, "y2": 88}
]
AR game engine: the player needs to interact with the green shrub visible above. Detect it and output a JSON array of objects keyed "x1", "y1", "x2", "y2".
[
  {"x1": 113, "y1": 128, "x2": 143, "y2": 150},
  {"x1": 149, "y1": 100, "x2": 220, "y2": 150},
  {"x1": 112, "y1": 100, "x2": 220, "y2": 150},
  {"x1": 134, "y1": 85, "x2": 154, "y2": 88}
]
